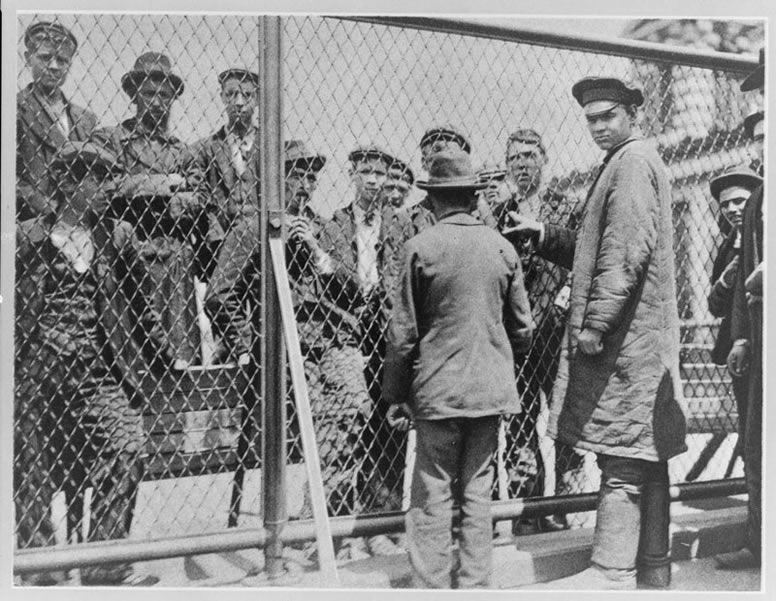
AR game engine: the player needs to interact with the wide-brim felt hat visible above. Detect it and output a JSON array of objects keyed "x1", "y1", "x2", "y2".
[
  {"x1": 348, "y1": 145, "x2": 395, "y2": 167},
  {"x1": 218, "y1": 68, "x2": 260, "y2": 87},
  {"x1": 50, "y1": 141, "x2": 121, "y2": 176},
  {"x1": 743, "y1": 110, "x2": 764, "y2": 139},
  {"x1": 740, "y1": 48, "x2": 764, "y2": 92},
  {"x1": 572, "y1": 76, "x2": 644, "y2": 108},
  {"x1": 284, "y1": 139, "x2": 326, "y2": 172},
  {"x1": 389, "y1": 157, "x2": 415, "y2": 184},
  {"x1": 416, "y1": 148, "x2": 487, "y2": 191},
  {"x1": 420, "y1": 125, "x2": 471, "y2": 154},
  {"x1": 122, "y1": 52, "x2": 184, "y2": 98},
  {"x1": 25, "y1": 21, "x2": 78, "y2": 51},
  {"x1": 709, "y1": 165, "x2": 762, "y2": 201}
]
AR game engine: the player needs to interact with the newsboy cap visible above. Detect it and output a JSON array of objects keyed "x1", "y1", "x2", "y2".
[
  {"x1": 218, "y1": 68, "x2": 260, "y2": 87},
  {"x1": 24, "y1": 21, "x2": 77, "y2": 51},
  {"x1": 348, "y1": 145, "x2": 395, "y2": 167},
  {"x1": 571, "y1": 77, "x2": 644, "y2": 108},
  {"x1": 416, "y1": 147, "x2": 487, "y2": 191},
  {"x1": 390, "y1": 157, "x2": 415, "y2": 185},
  {"x1": 740, "y1": 48, "x2": 764, "y2": 92},
  {"x1": 476, "y1": 161, "x2": 507, "y2": 183},
  {"x1": 284, "y1": 139, "x2": 326, "y2": 172},
  {"x1": 743, "y1": 110, "x2": 764, "y2": 139},
  {"x1": 507, "y1": 128, "x2": 546, "y2": 154},
  {"x1": 50, "y1": 141, "x2": 120, "y2": 177},
  {"x1": 122, "y1": 52, "x2": 184, "y2": 98},
  {"x1": 420, "y1": 124, "x2": 471, "y2": 154},
  {"x1": 709, "y1": 165, "x2": 762, "y2": 202}
]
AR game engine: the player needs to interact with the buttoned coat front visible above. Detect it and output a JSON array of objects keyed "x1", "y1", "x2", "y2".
[{"x1": 539, "y1": 138, "x2": 686, "y2": 462}]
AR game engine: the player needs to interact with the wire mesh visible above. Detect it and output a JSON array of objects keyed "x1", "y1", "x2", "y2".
[{"x1": 13, "y1": 12, "x2": 760, "y2": 573}]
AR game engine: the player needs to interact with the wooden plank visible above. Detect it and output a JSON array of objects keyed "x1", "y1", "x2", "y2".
[
  {"x1": 143, "y1": 408, "x2": 242, "y2": 433},
  {"x1": 144, "y1": 448, "x2": 261, "y2": 480},
  {"x1": 147, "y1": 426, "x2": 241, "y2": 455}
]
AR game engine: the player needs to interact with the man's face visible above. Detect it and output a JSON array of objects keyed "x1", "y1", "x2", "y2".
[
  {"x1": 382, "y1": 169, "x2": 412, "y2": 208},
  {"x1": 134, "y1": 77, "x2": 177, "y2": 128},
  {"x1": 421, "y1": 138, "x2": 464, "y2": 171},
  {"x1": 221, "y1": 77, "x2": 258, "y2": 129},
  {"x1": 584, "y1": 101, "x2": 633, "y2": 151},
  {"x1": 351, "y1": 157, "x2": 388, "y2": 209},
  {"x1": 752, "y1": 119, "x2": 765, "y2": 166},
  {"x1": 25, "y1": 40, "x2": 74, "y2": 94},
  {"x1": 285, "y1": 163, "x2": 318, "y2": 214},
  {"x1": 718, "y1": 185, "x2": 750, "y2": 229},
  {"x1": 506, "y1": 140, "x2": 546, "y2": 194}
]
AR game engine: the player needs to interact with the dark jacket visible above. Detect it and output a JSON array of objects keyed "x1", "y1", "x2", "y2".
[
  {"x1": 383, "y1": 212, "x2": 534, "y2": 420},
  {"x1": 708, "y1": 228, "x2": 740, "y2": 365},
  {"x1": 16, "y1": 85, "x2": 98, "y2": 220},
  {"x1": 730, "y1": 184, "x2": 763, "y2": 344}
]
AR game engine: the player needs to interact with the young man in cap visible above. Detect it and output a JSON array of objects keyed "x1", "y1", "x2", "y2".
[
  {"x1": 506, "y1": 76, "x2": 684, "y2": 589},
  {"x1": 382, "y1": 157, "x2": 414, "y2": 210},
  {"x1": 92, "y1": 52, "x2": 203, "y2": 366},
  {"x1": 17, "y1": 21, "x2": 97, "y2": 221},
  {"x1": 383, "y1": 147, "x2": 533, "y2": 588},
  {"x1": 189, "y1": 68, "x2": 260, "y2": 363},
  {"x1": 15, "y1": 141, "x2": 168, "y2": 586},
  {"x1": 716, "y1": 54, "x2": 765, "y2": 570}
]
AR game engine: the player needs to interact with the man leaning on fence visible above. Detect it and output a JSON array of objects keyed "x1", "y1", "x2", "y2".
[
  {"x1": 91, "y1": 52, "x2": 204, "y2": 367},
  {"x1": 715, "y1": 50, "x2": 765, "y2": 571},
  {"x1": 14, "y1": 142, "x2": 170, "y2": 587},
  {"x1": 17, "y1": 21, "x2": 97, "y2": 222},
  {"x1": 384, "y1": 147, "x2": 533, "y2": 588},
  {"x1": 506, "y1": 76, "x2": 686, "y2": 590}
]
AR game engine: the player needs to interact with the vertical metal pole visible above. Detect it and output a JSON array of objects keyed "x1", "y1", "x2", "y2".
[
  {"x1": 637, "y1": 461, "x2": 671, "y2": 588},
  {"x1": 259, "y1": 15, "x2": 287, "y2": 582}
]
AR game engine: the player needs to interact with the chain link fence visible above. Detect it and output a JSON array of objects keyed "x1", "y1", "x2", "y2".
[{"x1": 13, "y1": 12, "x2": 759, "y2": 577}]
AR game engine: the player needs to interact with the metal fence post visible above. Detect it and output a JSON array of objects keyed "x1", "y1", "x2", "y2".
[{"x1": 259, "y1": 15, "x2": 287, "y2": 582}]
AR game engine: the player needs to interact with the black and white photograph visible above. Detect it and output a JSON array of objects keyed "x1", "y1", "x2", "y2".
[{"x1": 1, "y1": 1, "x2": 769, "y2": 597}]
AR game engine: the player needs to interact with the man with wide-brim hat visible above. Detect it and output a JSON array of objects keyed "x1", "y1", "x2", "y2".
[
  {"x1": 383, "y1": 146, "x2": 533, "y2": 588},
  {"x1": 17, "y1": 21, "x2": 97, "y2": 221},
  {"x1": 121, "y1": 52, "x2": 184, "y2": 99},
  {"x1": 505, "y1": 75, "x2": 683, "y2": 590},
  {"x1": 15, "y1": 139, "x2": 167, "y2": 587}
]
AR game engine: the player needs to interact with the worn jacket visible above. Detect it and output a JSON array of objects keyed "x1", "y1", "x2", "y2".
[
  {"x1": 708, "y1": 228, "x2": 740, "y2": 365},
  {"x1": 16, "y1": 85, "x2": 98, "y2": 220},
  {"x1": 730, "y1": 183, "x2": 763, "y2": 344},
  {"x1": 383, "y1": 212, "x2": 534, "y2": 420},
  {"x1": 539, "y1": 137, "x2": 686, "y2": 461}
]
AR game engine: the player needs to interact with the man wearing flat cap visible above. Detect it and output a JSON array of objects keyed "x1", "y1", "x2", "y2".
[
  {"x1": 382, "y1": 157, "x2": 415, "y2": 210},
  {"x1": 507, "y1": 76, "x2": 684, "y2": 589},
  {"x1": 189, "y1": 68, "x2": 261, "y2": 364},
  {"x1": 716, "y1": 51, "x2": 766, "y2": 570},
  {"x1": 92, "y1": 52, "x2": 203, "y2": 367},
  {"x1": 383, "y1": 147, "x2": 533, "y2": 588},
  {"x1": 15, "y1": 141, "x2": 169, "y2": 586},
  {"x1": 17, "y1": 21, "x2": 97, "y2": 221}
]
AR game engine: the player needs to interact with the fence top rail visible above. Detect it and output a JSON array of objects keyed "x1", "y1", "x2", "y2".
[{"x1": 335, "y1": 15, "x2": 760, "y2": 74}]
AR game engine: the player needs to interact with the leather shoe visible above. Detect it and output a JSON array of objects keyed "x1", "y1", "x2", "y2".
[{"x1": 714, "y1": 547, "x2": 760, "y2": 570}]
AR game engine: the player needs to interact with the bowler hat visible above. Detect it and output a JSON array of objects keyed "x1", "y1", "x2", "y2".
[
  {"x1": 218, "y1": 68, "x2": 260, "y2": 87},
  {"x1": 284, "y1": 139, "x2": 326, "y2": 172},
  {"x1": 743, "y1": 110, "x2": 764, "y2": 139},
  {"x1": 740, "y1": 48, "x2": 764, "y2": 92},
  {"x1": 571, "y1": 77, "x2": 644, "y2": 108},
  {"x1": 24, "y1": 21, "x2": 77, "y2": 51},
  {"x1": 507, "y1": 128, "x2": 546, "y2": 154},
  {"x1": 122, "y1": 52, "x2": 184, "y2": 98},
  {"x1": 50, "y1": 141, "x2": 120, "y2": 177},
  {"x1": 415, "y1": 148, "x2": 487, "y2": 191},
  {"x1": 348, "y1": 145, "x2": 395, "y2": 167},
  {"x1": 709, "y1": 165, "x2": 762, "y2": 202},
  {"x1": 420, "y1": 125, "x2": 471, "y2": 154},
  {"x1": 390, "y1": 157, "x2": 415, "y2": 184}
]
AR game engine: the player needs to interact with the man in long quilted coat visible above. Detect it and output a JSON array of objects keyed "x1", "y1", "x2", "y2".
[{"x1": 505, "y1": 76, "x2": 686, "y2": 590}]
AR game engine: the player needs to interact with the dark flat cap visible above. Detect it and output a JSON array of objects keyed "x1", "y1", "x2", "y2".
[
  {"x1": 284, "y1": 139, "x2": 326, "y2": 172},
  {"x1": 744, "y1": 111, "x2": 764, "y2": 139},
  {"x1": 507, "y1": 129, "x2": 545, "y2": 154},
  {"x1": 572, "y1": 77, "x2": 644, "y2": 108},
  {"x1": 390, "y1": 157, "x2": 415, "y2": 184},
  {"x1": 24, "y1": 21, "x2": 77, "y2": 51},
  {"x1": 477, "y1": 161, "x2": 507, "y2": 183},
  {"x1": 122, "y1": 52, "x2": 184, "y2": 98},
  {"x1": 709, "y1": 165, "x2": 762, "y2": 201},
  {"x1": 420, "y1": 125, "x2": 471, "y2": 154},
  {"x1": 50, "y1": 141, "x2": 120, "y2": 175},
  {"x1": 416, "y1": 148, "x2": 487, "y2": 191},
  {"x1": 218, "y1": 68, "x2": 259, "y2": 87},
  {"x1": 348, "y1": 145, "x2": 395, "y2": 166},
  {"x1": 740, "y1": 48, "x2": 764, "y2": 92}
]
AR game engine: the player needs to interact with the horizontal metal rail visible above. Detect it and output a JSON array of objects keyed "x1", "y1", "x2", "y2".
[
  {"x1": 337, "y1": 16, "x2": 759, "y2": 73},
  {"x1": 14, "y1": 478, "x2": 745, "y2": 575}
]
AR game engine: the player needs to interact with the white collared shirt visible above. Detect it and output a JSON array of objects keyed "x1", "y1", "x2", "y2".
[
  {"x1": 50, "y1": 222, "x2": 94, "y2": 273},
  {"x1": 226, "y1": 128, "x2": 256, "y2": 176},
  {"x1": 353, "y1": 203, "x2": 381, "y2": 295}
]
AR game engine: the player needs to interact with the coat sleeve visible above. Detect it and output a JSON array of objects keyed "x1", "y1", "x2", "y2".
[
  {"x1": 503, "y1": 248, "x2": 535, "y2": 355},
  {"x1": 583, "y1": 154, "x2": 659, "y2": 334},
  {"x1": 317, "y1": 215, "x2": 363, "y2": 309},
  {"x1": 382, "y1": 245, "x2": 420, "y2": 404}
]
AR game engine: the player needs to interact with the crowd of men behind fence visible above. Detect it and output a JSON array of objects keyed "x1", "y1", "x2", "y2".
[{"x1": 14, "y1": 20, "x2": 764, "y2": 589}]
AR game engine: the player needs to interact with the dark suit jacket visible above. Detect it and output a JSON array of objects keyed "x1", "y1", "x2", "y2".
[
  {"x1": 16, "y1": 85, "x2": 98, "y2": 220},
  {"x1": 730, "y1": 184, "x2": 763, "y2": 344},
  {"x1": 708, "y1": 228, "x2": 740, "y2": 364}
]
